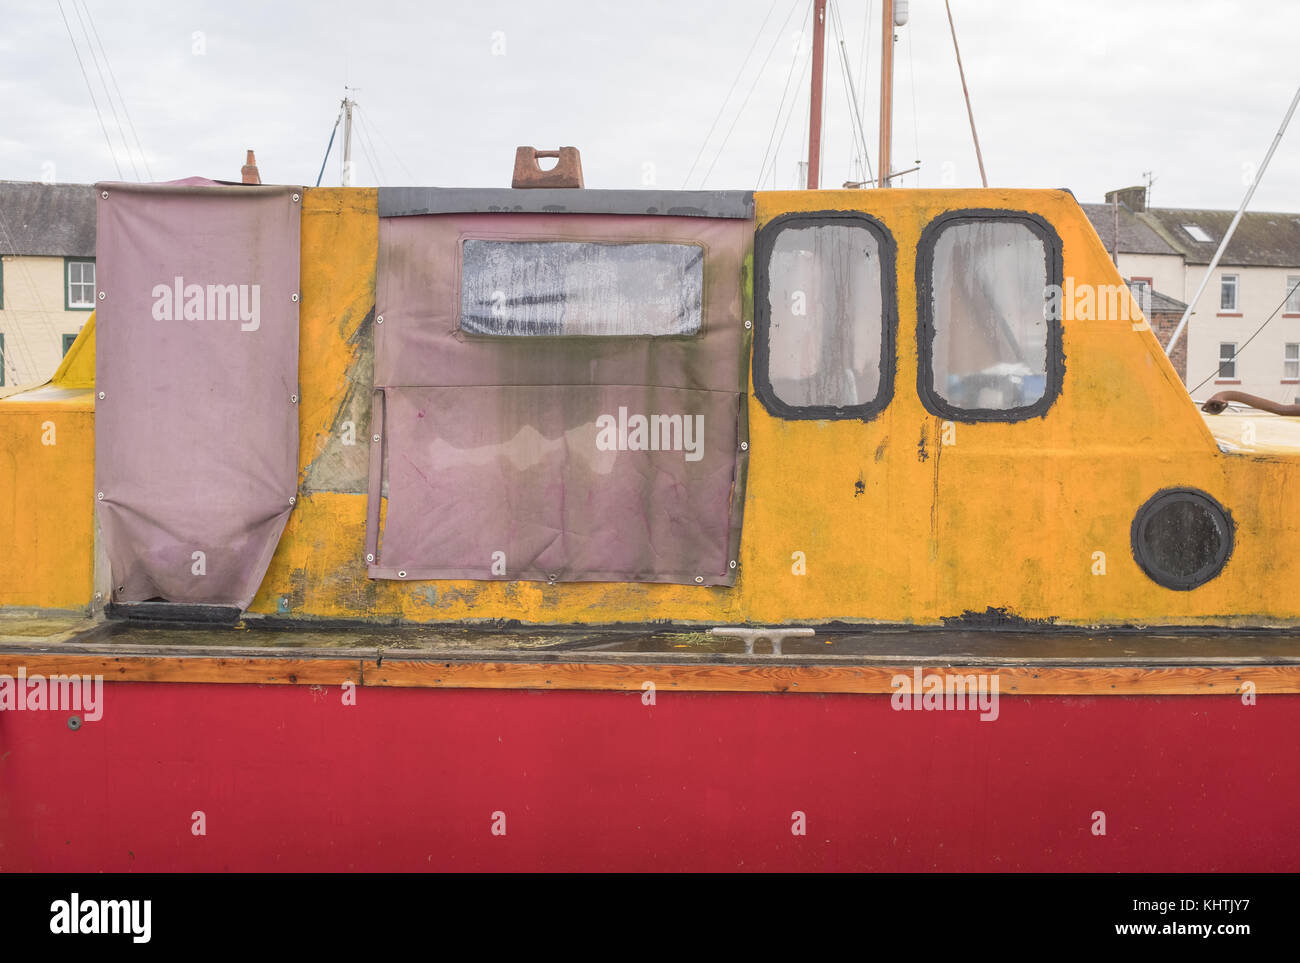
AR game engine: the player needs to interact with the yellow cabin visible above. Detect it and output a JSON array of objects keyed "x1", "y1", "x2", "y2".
[{"x1": 2, "y1": 184, "x2": 1298, "y2": 630}]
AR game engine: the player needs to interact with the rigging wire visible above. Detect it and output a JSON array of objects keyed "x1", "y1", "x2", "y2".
[
  {"x1": 906, "y1": 10, "x2": 921, "y2": 185},
  {"x1": 78, "y1": 0, "x2": 152, "y2": 180},
  {"x1": 71, "y1": 0, "x2": 139, "y2": 180},
  {"x1": 315, "y1": 107, "x2": 342, "y2": 187},
  {"x1": 770, "y1": 50, "x2": 812, "y2": 188},
  {"x1": 756, "y1": 0, "x2": 812, "y2": 189},
  {"x1": 848, "y1": 1, "x2": 873, "y2": 183},
  {"x1": 828, "y1": 2, "x2": 863, "y2": 181},
  {"x1": 700, "y1": 0, "x2": 804, "y2": 189},
  {"x1": 858, "y1": 0, "x2": 872, "y2": 174},
  {"x1": 361, "y1": 107, "x2": 417, "y2": 183},
  {"x1": 796, "y1": 42, "x2": 810, "y2": 190},
  {"x1": 760, "y1": 42, "x2": 811, "y2": 189},
  {"x1": 1188, "y1": 279, "x2": 1300, "y2": 398},
  {"x1": 56, "y1": 0, "x2": 122, "y2": 179},
  {"x1": 830, "y1": 0, "x2": 873, "y2": 186},
  {"x1": 945, "y1": 0, "x2": 988, "y2": 187},
  {"x1": 682, "y1": 0, "x2": 782, "y2": 190},
  {"x1": 354, "y1": 111, "x2": 388, "y2": 186}
]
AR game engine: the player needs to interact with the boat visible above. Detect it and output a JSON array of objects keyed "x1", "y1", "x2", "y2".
[{"x1": 2, "y1": 1, "x2": 1299, "y2": 873}]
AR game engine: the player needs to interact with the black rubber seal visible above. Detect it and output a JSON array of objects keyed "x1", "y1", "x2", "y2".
[
  {"x1": 752, "y1": 210, "x2": 899, "y2": 422},
  {"x1": 915, "y1": 208, "x2": 1065, "y2": 423}
]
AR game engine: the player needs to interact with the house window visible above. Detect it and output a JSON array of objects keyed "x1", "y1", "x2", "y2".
[
  {"x1": 1127, "y1": 278, "x2": 1152, "y2": 314},
  {"x1": 1183, "y1": 224, "x2": 1213, "y2": 243},
  {"x1": 1218, "y1": 342, "x2": 1237, "y2": 380},
  {"x1": 1285, "y1": 343, "x2": 1300, "y2": 381},
  {"x1": 754, "y1": 211, "x2": 896, "y2": 420},
  {"x1": 459, "y1": 240, "x2": 703, "y2": 337},
  {"x1": 917, "y1": 211, "x2": 1063, "y2": 420},
  {"x1": 66, "y1": 259, "x2": 95, "y2": 310},
  {"x1": 1220, "y1": 274, "x2": 1238, "y2": 312},
  {"x1": 62, "y1": 333, "x2": 78, "y2": 356},
  {"x1": 1286, "y1": 276, "x2": 1300, "y2": 315}
]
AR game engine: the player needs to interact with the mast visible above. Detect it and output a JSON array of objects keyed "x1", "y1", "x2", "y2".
[
  {"x1": 806, "y1": 0, "x2": 827, "y2": 189},
  {"x1": 341, "y1": 94, "x2": 356, "y2": 186},
  {"x1": 878, "y1": 0, "x2": 895, "y2": 187}
]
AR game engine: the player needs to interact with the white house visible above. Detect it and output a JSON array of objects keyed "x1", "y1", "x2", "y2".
[
  {"x1": 0, "y1": 181, "x2": 97, "y2": 389},
  {"x1": 1085, "y1": 186, "x2": 1300, "y2": 405}
]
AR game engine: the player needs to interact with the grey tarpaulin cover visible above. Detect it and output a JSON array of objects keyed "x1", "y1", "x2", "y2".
[
  {"x1": 94, "y1": 181, "x2": 301, "y2": 607},
  {"x1": 368, "y1": 210, "x2": 750, "y2": 585}
]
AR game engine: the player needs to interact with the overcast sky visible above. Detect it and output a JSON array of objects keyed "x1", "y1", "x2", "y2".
[{"x1": 2, "y1": 0, "x2": 1298, "y2": 210}]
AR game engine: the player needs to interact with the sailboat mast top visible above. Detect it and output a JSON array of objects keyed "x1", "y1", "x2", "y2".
[
  {"x1": 879, "y1": 0, "x2": 895, "y2": 186},
  {"x1": 807, "y1": 0, "x2": 827, "y2": 189}
]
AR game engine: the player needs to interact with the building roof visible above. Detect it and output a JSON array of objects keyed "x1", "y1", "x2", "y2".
[
  {"x1": 1140, "y1": 207, "x2": 1300, "y2": 267},
  {"x1": 1147, "y1": 288, "x2": 1188, "y2": 313},
  {"x1": 1085, "y1": 192, "x2": 1300, "y2": 269},
  {"x1": 0, "y1": 181, "x2": 97, "y2": 258},
  {"x1": 1081, "y1": 202, "x2": 1180, "y2": 256}
]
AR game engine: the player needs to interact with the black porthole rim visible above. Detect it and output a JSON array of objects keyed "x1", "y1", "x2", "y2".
[
  {"x1": 752, "y1": 209, "x2": 899, "y2": 422},
  {"x1": 915, "y1": 208, "x2": 1066, "y2": 423},
  {"x1": 1129, "y1": 487, "x2": 1236, "y2": 591}
]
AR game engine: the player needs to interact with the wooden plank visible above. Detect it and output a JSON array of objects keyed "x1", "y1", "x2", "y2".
[
  {"x1": 366, "y1": 660, "x2": 1294, "y2": 695},
  {"x1": 1, "y1": 650, "x2": 1297, "y2": 695},
  {"x1": 2, "y1": 654, "x2": 364, "y2": 686}
]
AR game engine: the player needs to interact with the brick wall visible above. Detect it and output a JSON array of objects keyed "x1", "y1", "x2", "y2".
[{"x1": 1146, "y1": 309, "x2": 1187, "y2": 383}]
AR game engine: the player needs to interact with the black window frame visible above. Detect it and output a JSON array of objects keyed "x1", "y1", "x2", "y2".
[
  {"x1": 916, "y1": 209, "x2": 1065, "y2": 423},
  {"x1": 752, "y1": 210, "x2": 898, "y2": 421}
]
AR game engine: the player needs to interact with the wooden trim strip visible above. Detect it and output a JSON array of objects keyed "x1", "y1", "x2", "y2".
[{"x1": 1, "y1": 652, "x2": 1297, "y2": 695}]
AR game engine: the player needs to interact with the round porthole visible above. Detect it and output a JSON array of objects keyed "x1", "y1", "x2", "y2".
[{"x1": 1130, "y1": 488, "x2": 1234, "y2": 590}]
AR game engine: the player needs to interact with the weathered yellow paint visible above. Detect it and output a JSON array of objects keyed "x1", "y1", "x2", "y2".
[
  {"x1": 0, "y1": 384, "x2": 95, "y2": 611},
  {"x1": 244, "y1": 186, "x2": 1300, "y2": 628},
  {"x1": 7, "y1": 187, "x2": 1300, "y2": 625},
  {"x1": 734, "y1": 189, "x2": 1300, "y2": 627},
  {"x1": 50, "y1": 310, "x2": 96, "y2": 389}
]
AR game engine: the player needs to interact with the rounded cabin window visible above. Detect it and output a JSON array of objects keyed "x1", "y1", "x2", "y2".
[
  {"x1": 916, "y1": 210, "x2": 1064, "y2": 422},
  {"x1": 753, "y1": 211, "x2": 897, "y2": 421}
]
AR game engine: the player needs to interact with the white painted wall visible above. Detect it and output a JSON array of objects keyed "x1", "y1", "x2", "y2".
[
  {"x1": 0, "y1": 255, "x2": 93, "y2": 388},
  {"x1": 1116, "y1": 252, "x2": 1184, "y2": 304},
  {"x1": 1182, "y1": 264, "x2": 1300, "y2": 402}
]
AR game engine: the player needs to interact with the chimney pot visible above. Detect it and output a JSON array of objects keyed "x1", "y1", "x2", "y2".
[
  {"x1": 1104, "y1": 185, "x2": 1146, "y2": 212},
  {"x1": 241, "y1": 149, "x2": 261, "y2": 185}
]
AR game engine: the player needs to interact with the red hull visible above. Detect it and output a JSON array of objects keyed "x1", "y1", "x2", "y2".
[{"x1": 2, "y1": 683, "x2": 1296, "y2": 872}]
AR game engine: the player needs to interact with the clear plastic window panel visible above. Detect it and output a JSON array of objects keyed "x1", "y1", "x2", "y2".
[
  {"x1": 460, "y1": 239, "x2": 703, "y2": 336},
  {"x1": 929, "y1": 221, "x2": 1049, "y2": 411},
  {"x1": 765, "y1": 224, "x2": 883, "y2": 409}
]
